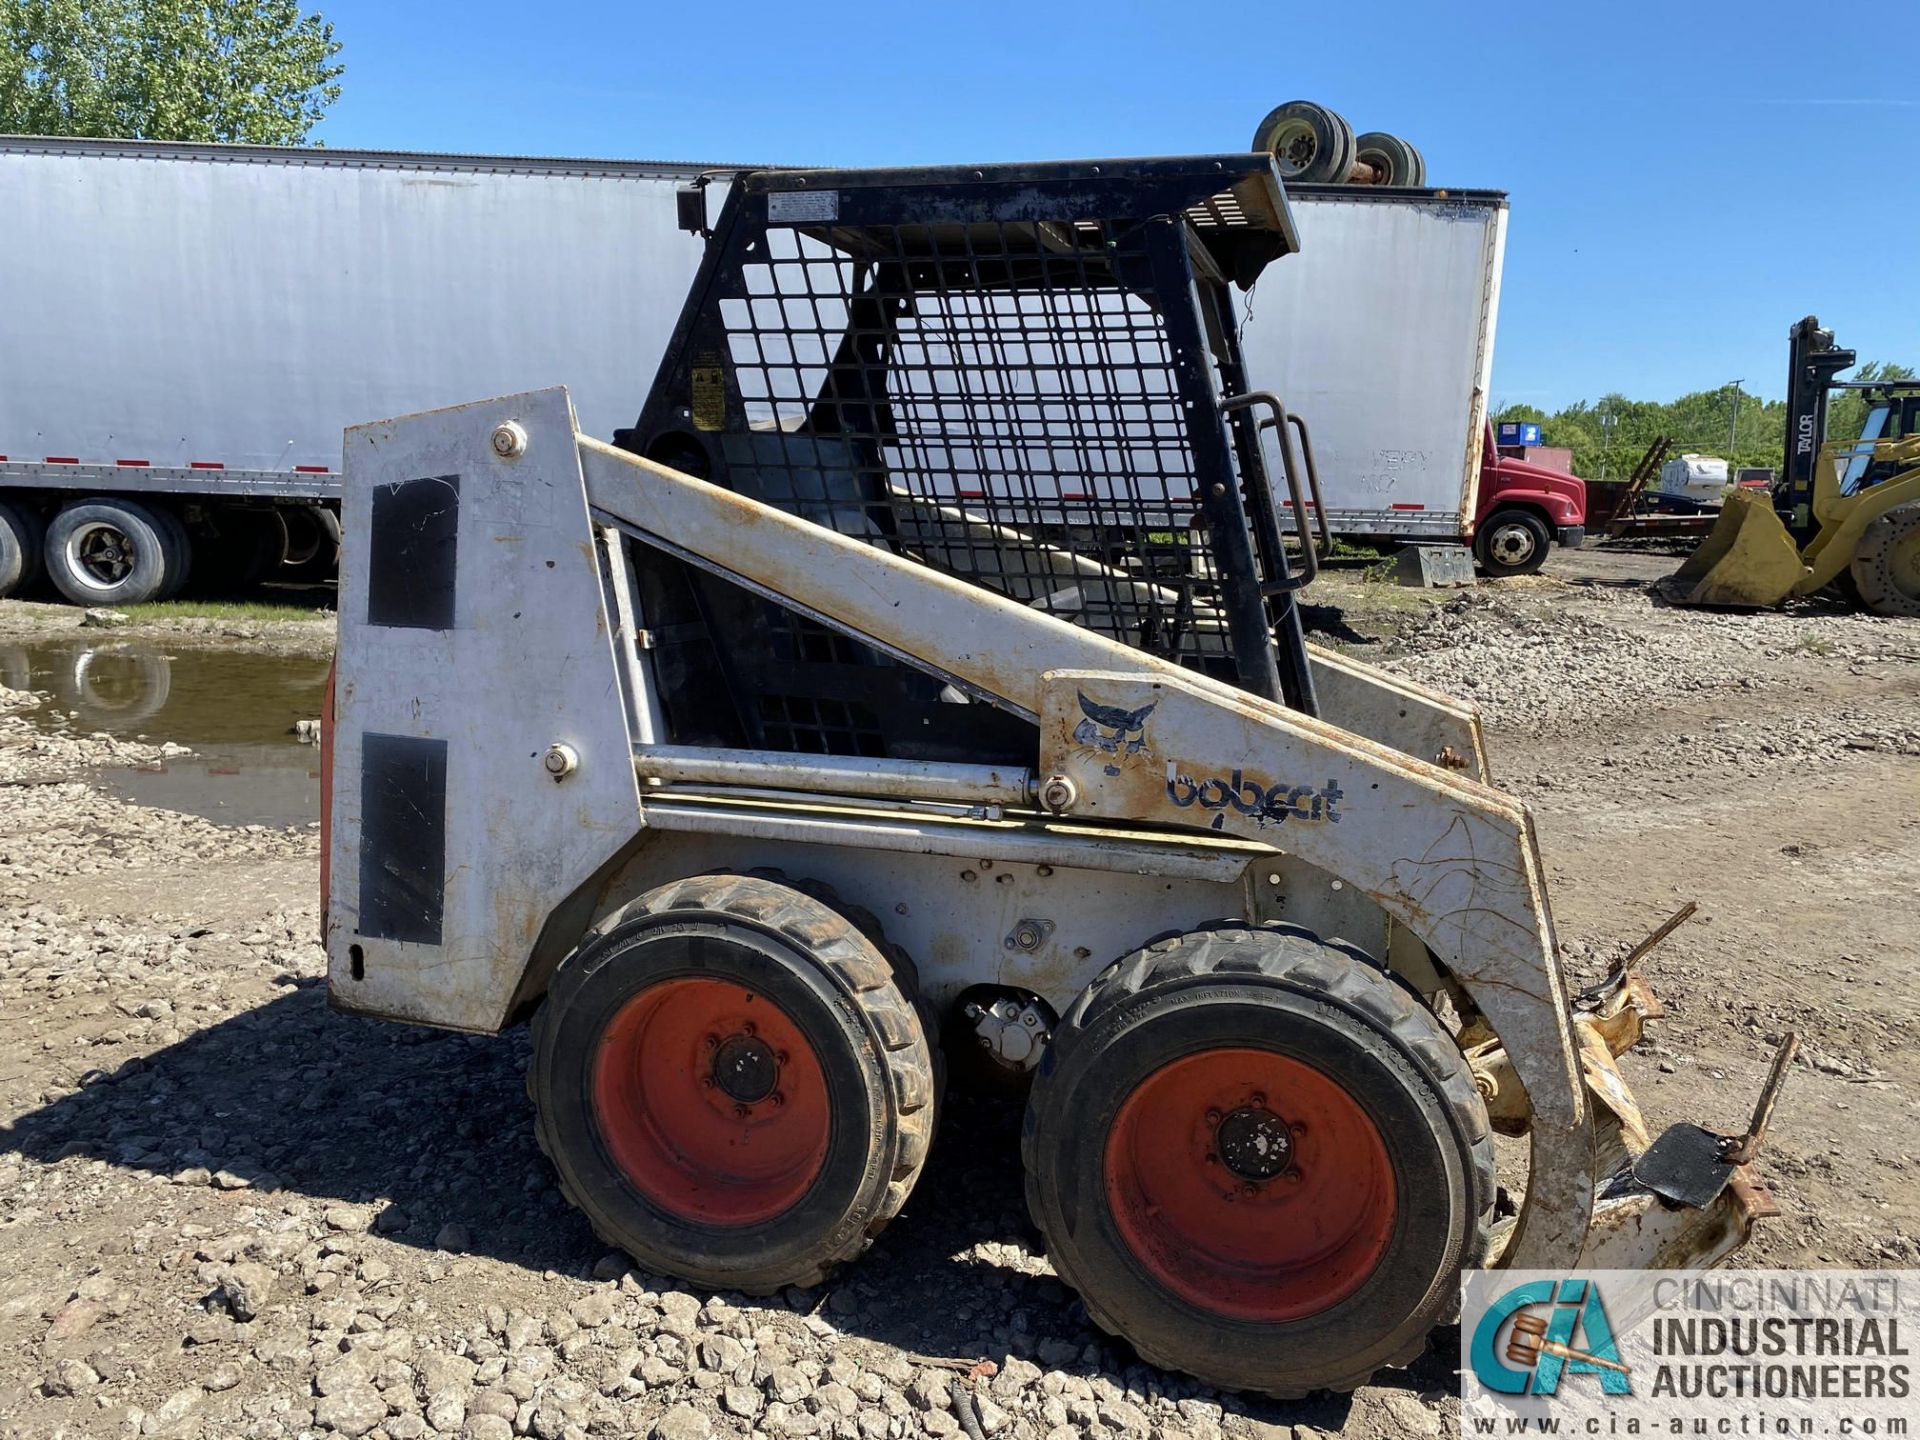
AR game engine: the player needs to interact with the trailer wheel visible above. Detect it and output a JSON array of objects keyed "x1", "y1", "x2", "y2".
[
  {"x1": 529, "y1": 873, "x2": 936, "y2": 1294},
  {"x1": 1023, "y1": 925, "x2": 1492, "y2": 1397},
  {"x1": 1354, "y1": 132, "x2": 1422, "y2": 186},
  {"x1": 279, "y1": 504, "x2": 341, "y2": 583},
  {"x1": 43, "y1": 497, "x2": 187, "y2": 606},
  {"x1": 1252, "y1": 101, "x2": 1355, "y2": 184},
  {"x1": 1848, "y1": 503, "x2": 1920, "y2": 617},
  {"x1": 1405, "y1": 141, "x2": 1429, "y2": 186},
  {"x1": 150, "y1": 506, "x2": 193, "y2": 601},
  {"x1": 1474, "y1": 508, "x2": 1552, "y2": 577},
  {"x1": 0, "y1": 499, "x2": 47, "y2": 597},
  {"x1": 191, "y1": 508, "x2": 287, "y2": 595}
]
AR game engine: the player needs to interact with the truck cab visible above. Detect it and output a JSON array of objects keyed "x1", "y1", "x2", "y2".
[{"x1": 1472, "y1": 419, "x2": 1587, "y2": 575}]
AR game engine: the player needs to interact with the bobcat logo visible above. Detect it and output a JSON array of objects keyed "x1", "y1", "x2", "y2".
[{"x1": 1072, "y1": 693, "x2": 1157, "y2": 757}]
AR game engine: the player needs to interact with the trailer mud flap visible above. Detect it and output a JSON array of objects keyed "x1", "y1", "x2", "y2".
[{"x1": 326, "y1": 389, "x2": 643, "y2": 1032}]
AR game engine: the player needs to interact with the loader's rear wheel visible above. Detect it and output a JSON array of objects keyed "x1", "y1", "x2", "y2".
[
  {"x1": 530, "y1": 873, "x2": 935, "y2": 1293},
  {"x1": 1849, "y1": 503, "x2": 1920, "y2": 617},
  {"x1": 1023, "y1": 925, "x2": 1493, "y2": 1397}
]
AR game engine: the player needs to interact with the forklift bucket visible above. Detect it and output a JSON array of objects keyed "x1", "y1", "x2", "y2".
[{"x1": 1667, "y1": 488, "x2": 1807, "y2": 608}]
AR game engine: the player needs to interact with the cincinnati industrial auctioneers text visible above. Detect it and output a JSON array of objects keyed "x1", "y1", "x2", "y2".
[
  {"x1": 1460, "y1": 1269, "x2": 1918, "y2": 1438},
  {"x1": 1646, "y1": 1275, "x2": 1910, "y2": 1402}
]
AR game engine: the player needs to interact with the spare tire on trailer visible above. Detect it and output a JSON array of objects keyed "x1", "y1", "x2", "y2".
[
  {"x1": 0, "y1": 499, "x2": 47, "y2": 598},
  {"x1": 529, "y1": 872, "x2": 937, "y2": 1294},
  {"x1": 1354, "y1": 132, "x2": 1425, "y2": 186},
  {"x1": 43, "y1": 496, "x2": 189, "y2": 606},
  {"x1": 1023, "y1": 924, "x2": 1492, "y2": 1397},
  {"x1": 1251, "y1": 101, "x2": 1356, "y2": 184}
]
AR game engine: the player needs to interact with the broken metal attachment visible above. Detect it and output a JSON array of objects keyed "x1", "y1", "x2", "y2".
[
  {"x1": 1720, "y1": 1031, "x2": 1799, "y2": 1167},
  {"x1": 1632, "y1": 1032, "x2": 1799, "y2": 1210}
]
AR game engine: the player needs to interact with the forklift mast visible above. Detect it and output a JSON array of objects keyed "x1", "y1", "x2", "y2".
[{"x1": 1779, "y1": 315, "x2": 1856, "y2": 541}]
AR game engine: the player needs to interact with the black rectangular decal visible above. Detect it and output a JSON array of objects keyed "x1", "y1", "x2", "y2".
[
  {"x1": 368, "y1": 473, "x2": 460, "y2": 629},
  {"x1": 358, "y1": 732, "x2": 447, "y2": 945}
]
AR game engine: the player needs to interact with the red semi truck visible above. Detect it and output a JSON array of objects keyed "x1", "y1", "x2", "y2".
[{"x1": 1473, "y1": 419, "x2": 1588, "y2": 576}]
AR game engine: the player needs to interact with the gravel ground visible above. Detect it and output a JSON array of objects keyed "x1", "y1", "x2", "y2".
[{"x1": 1, "y1": 550, "x2": 1915, "y2": 1440}]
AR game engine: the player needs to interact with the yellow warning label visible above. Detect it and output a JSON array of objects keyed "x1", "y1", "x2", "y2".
[{"x1": 691, "y1": 364, "x2": 726, "y2": 431}]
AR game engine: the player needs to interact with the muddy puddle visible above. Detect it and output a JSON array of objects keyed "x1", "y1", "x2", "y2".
[{"x1": 1, "y1": 639, "x2": 330, "y2": 827}]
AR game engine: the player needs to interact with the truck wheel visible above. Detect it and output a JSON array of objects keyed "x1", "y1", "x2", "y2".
[
  {"x1": 1354, "y1": 132, "x2": 1421, "y2": 186},
  {"x1": 529, "y1": 873, "x2": 937, "y2": 1294},
  {"x1": 43, "y1": 497, "x2": 187, "y2": 606},
  {"x1": 1474, "y1": 508, "x2": 1551, "y2": 577},
  {"x1": 0, "y1": 499, "x2": 47, "y2": 597},
  {"x1": 1849, "y1": 503, "x2": 1920, "y2": 618},
  {"x1": 1252, "y1": 101, "x2": 1355, "y2": 184},
  {"x1": 1023, "y1": 925, "x2": 1492, "y2": 1397}
]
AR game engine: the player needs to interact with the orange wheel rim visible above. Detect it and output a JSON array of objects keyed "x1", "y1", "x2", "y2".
[
  {"x1": 1103, "y1": 1047, "x2": 1396, "y2": 1322},
  {"x1": 592, "y1": 977, "x2": 830, "y2": 1227}
]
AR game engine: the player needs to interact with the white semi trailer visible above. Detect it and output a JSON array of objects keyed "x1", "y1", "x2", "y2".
[{"x1": 0, "y1": 136, "x2": 1515, "y2": 604}]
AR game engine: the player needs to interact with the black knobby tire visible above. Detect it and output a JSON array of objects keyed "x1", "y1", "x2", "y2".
[
  {"x1": 43, "y1": 496, "x2": 185, "y2": 606},
  {"x1": 529, "y1": 873, "x2": 936, "y2": 1293},
  {"x1": 761, "y1": 869, "x2": 948, "y2": 1115},
  {"x1": 1022, "y1": 925, "x2": 1494, "y2": 1397},
  {"x1": 1354, "y1": 131, "x2": 1421, "y2": 186},
  {"x1": 1475, "y1": 507, "x2": 1552, "y2": 577},
  {"x1": 1849, "y1": 502, "x2": 1920, "y2": 618},
  {"x1": 0, "y1": 499, "x2": 46, "y2": 597}
]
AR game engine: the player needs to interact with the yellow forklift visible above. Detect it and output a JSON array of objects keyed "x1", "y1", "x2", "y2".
[{"x1": 1671, "y1": 316, "x2": 1920, "y2": 614}]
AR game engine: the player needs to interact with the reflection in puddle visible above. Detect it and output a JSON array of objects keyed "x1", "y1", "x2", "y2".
[{"x1": 0, "y1": 639, "x2": 331, "y2": 828}]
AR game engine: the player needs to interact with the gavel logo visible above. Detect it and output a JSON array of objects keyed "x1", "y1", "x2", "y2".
[{"x1": 1506, "y1": 1310, "x2": 1633, "y2": 1376}]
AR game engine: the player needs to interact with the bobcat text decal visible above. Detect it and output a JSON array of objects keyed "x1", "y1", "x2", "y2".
[{"x1": 1165, "y1": 762, "x2": 1345, "y2": 830}]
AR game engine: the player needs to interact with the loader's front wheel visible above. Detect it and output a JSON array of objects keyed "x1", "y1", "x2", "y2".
[
  {"x1": 1849, "y1": 502, "x2": 1920, "y2": 617},
  {"x1": 530, "y1": 874, "x2": 936, "y2": 1294},
  {"x1": 1023, "y1": 926, "x2": 1493, "y2": 1397}
]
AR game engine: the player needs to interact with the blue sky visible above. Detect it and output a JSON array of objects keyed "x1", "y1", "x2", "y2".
[{"x1": 313, "y1": 0, "x2": 1918, "y2": 412}]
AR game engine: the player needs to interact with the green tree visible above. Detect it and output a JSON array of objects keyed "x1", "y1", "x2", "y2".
[
  {"x1": 1495, "y1": 358, "x2": 1910, "y2": 483},
  {"x1": 0, "y1": 0, "x2": 342, "y2": 143}
]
